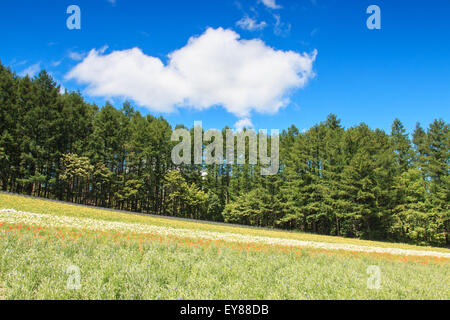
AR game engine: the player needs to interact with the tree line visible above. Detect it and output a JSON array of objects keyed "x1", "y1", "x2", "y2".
[{"x1": 0, "y1": 62, "x2": 448, "y2": 247}]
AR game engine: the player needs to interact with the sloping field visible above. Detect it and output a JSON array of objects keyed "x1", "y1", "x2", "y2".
[
  {"x1": 1, "y1": 209, "x2": 449, "y2": 259},
  {"x1": 2, "y1": 193, "x2": 449, "y2": 253},
  {"x1": 0, "y1": 193, "x2": 449, "y2": 300}
]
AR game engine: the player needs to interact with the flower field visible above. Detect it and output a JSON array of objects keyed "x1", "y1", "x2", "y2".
[{"x1": 0, "y1": 193, "x2": 449, "y2": 300}]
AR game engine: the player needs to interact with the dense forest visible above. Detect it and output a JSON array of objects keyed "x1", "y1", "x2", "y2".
[{"x1": 0, "y1": 62, "x2": 448, "y2": 247}]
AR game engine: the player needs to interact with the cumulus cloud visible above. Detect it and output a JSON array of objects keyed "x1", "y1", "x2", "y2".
[
  {"x1": 236, "y1": 16, "x2": 267, "y2": 31},
  {"x1": 66, "y1": 27, "x2": 317, "y2": 117},
  {"x1": 234, "y1": 118, "x2": 254, "y2": 131},
  {"x1": 261, "y1": 0, "x2": 282, "y2": 9}
]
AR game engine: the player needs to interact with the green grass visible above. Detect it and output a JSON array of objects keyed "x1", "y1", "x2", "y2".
[
  {"x1": 1, "y1": 229, "x2": 448, "y2": 300},
  {"x1": 0, "y1": 193, "x2": 449, "y2": 300}
]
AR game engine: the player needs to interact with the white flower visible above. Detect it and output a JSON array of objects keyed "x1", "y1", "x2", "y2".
[{"x1": 0, "y1": 209, "x2": 449, "y2": 258}]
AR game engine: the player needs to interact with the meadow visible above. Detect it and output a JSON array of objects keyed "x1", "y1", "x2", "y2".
[{"x1": 0, "y1": 193, "x2": 449, "y2": 300}]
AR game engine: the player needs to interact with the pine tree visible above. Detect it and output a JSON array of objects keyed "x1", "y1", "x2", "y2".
[{"x1": 390, "y1": 118, "x2": 412, "y2": 173}]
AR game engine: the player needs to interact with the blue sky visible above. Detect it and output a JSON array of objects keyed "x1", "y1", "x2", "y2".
[{"x1": 1, "y1": 0, "x2": 449, "y2": 133}]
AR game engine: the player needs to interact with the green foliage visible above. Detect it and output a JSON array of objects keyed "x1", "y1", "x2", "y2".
[
  {"x1": 223, "y1": 187, "x2": 282, "y2": 227},
  {"x1": 0, "y1": 61, "x2": 448, "y2": 247},
  {"x1": 164, "y1": 170, "x2": 208, "y2": 219}
]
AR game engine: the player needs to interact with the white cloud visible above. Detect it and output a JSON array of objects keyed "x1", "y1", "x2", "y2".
[
  {"x1": 261, "y1": 0, "x2": 282, "y2": 9},
  {"x1": 52, "y1": 60, "x2": 62, "y2": 67},
  {"x1": 11, "y1": 60, "x2": 28, "y2": 67},
  {"x1": 66, "y1": 27, "x2": 317, "y2": 117},
  {"x1": 68, "y1": 51, "x2": 86, "y2": 61},
  {"x1": 98, "y1": 45, "x2": 109, "y2": 53},
  {"x1": 274, "y1": 14, "x2": 291, "y2": 36},
  {"x1": 236, "y1": 16, "x2": 267, "y2": 31},
  {"x1": 234, "y1": 118, "x2": 254, "y2": 131},
  {"x1": 107, "y1": 0, "x2": 116, "y2": 6},
  {"x1": 19, "y1": 63, "x2": 41, "y2": 78}
]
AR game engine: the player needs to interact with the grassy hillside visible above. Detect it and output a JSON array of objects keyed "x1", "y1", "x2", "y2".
[
  {"x1": 0, "y1": 193, "x2": 449, "y2": 300},
  {"x1": 1, "y1": 193, "x2": 449, "y2": 253}
]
